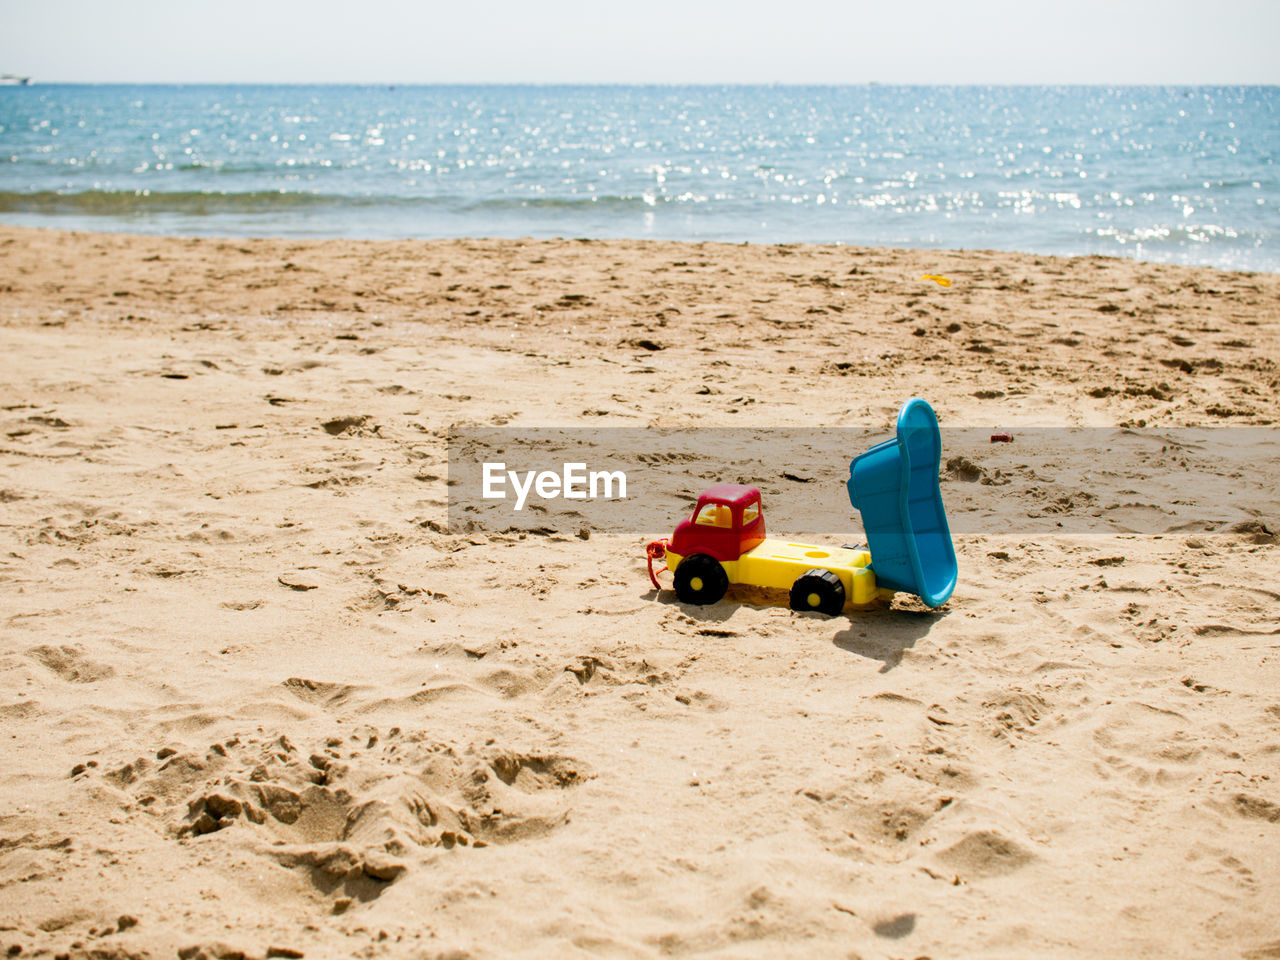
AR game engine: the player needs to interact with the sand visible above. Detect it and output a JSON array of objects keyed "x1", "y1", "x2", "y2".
[{"x1": 1, "y1": 224, "x2": 1278, "y2": 960}]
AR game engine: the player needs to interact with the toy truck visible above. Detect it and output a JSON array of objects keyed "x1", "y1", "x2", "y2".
[
  {"x1": 653, "y1": 484, "x2": 887, "y2": 613},
  {"x1": 646, "y1": 398, "x2": 957, "y2": 614}
]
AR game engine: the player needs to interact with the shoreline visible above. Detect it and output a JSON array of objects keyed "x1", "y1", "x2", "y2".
[
  {"x1": 2, "y1": 220, "x2": 1275, "y2": 278},
  {"x1": 1, "y1": 223, "x2": 1278, "y2": 958}
]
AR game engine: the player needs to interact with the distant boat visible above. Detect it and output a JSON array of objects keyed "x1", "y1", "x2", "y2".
[{"x1": 0, "y1": 74, "x2": 31, "y2": 85}]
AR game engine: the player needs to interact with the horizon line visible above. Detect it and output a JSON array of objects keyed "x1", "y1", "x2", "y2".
[{"x1": 5, "y1": 80, "x2": 1280, "y2": 89}]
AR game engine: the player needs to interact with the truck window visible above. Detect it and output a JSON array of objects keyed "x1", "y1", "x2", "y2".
[
  {"x1": 742, "y1": 502, "x2": 759, "y2": 526},
  {"x1": 694, "y1": 503, "x2": 732, "y2": 528}
]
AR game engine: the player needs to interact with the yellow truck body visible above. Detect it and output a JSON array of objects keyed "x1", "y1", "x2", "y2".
[{"x1": 664, "y1": 538, "x2": 888, "y2": 609}]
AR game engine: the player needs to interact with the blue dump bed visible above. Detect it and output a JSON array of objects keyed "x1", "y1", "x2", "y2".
[{"x1": 847, "y1": 398, "x2": 957, "y2": 608}]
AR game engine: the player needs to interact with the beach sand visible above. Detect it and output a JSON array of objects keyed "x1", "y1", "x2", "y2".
[{"x1": 1, "y1": 225, "x2": 1278, "y2": 959}]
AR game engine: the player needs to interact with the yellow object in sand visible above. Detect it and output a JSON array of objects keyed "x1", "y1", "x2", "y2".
[
  {"x1": 921, "y1": 274, "x2": 952, "y2": 287},
  {"x1": 664, "y1": 540, "x2": 884, "y2": 609}
]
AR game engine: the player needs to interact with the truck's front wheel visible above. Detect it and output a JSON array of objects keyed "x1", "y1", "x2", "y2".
[
  {"x1": 673, "y1": 554, "x2": 729, "y2": 606},
  {"x1": 790, "y1": 569, "x2": 846, "y2": 616}
]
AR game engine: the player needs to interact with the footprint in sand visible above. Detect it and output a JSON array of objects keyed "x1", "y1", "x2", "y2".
[
  {"x1": 801, "y1": 779, "x2": 956, "y2": 865},
  {"x1": 320, "y1": 415, "x2": 379, "y2": 438},
  {"x1": 26, "y1": 644, "x2": 115, "y2": 683},
  {"x1": 934, "y1": 829, "x2": 1035, "y2": 878},
  {"x1": 982, "y1": 689, "x2": 1052, "y2": 741},
  {"x1": 1088, "y1": 700, "x2": 1203, "y2": 783},
  {"x1": 73, "y1": 725, "x2": 593, "y2": 909}
]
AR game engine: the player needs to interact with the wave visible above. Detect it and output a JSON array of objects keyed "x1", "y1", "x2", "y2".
[
  {"x1": 1091, "y1": 221, "x2": 1269, "y2": 247},
  {"x1": 462, "y1": 194, "x2": 705, "y2": 212},
  {"x1": 0, "y1": 189, "x2": 381, "y2": 215},
  {"x1": 0, "y1": 189, "x2": 713, "y2": 216}
]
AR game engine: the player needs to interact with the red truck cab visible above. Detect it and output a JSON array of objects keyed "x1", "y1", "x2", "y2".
[{"x1": 668, "y1": 484, "x2": 767, "y2": 562}]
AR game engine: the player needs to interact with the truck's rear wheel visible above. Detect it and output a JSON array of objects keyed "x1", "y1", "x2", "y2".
[
  {"x1": 790, "y1": 569, "x2": 845, "y2": 616},
  {"x1": 673, "y1": 554, "x2": 729, "y2": 606}
]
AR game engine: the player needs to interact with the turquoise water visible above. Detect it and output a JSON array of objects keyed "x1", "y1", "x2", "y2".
[{"x1": 0, "y1": 84, "x2": 1276, "y2": 271}]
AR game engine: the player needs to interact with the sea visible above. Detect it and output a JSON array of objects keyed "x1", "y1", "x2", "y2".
[{"x1": 0, "y1": 84, "x2": 1276, "y2": 272}]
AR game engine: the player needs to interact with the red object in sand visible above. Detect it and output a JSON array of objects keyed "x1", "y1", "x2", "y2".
[{"x1": 990, "y1": 433, "x2": 1014, "y2": 443}]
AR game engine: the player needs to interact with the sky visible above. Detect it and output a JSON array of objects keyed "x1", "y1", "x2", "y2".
[{"x1": 1, "y1": 0, "x2": 1278, "y2": 85}]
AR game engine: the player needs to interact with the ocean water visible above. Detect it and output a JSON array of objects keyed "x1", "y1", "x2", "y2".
[{"x1": 0, "y1": 84, "x2": 1276, "y2": 271}]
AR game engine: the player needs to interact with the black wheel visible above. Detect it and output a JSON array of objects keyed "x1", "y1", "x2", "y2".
[
  {"x1": 789, "y1": 568, "x2": 846, "y2": 616},
  {"x1": 673, "y1": 554, "x2": 729, "y2": 606}
]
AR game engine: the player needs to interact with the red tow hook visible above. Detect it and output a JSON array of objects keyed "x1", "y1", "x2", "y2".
[{"x1": 646, "y1": 539, "x2": 669, "y2": 590}]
